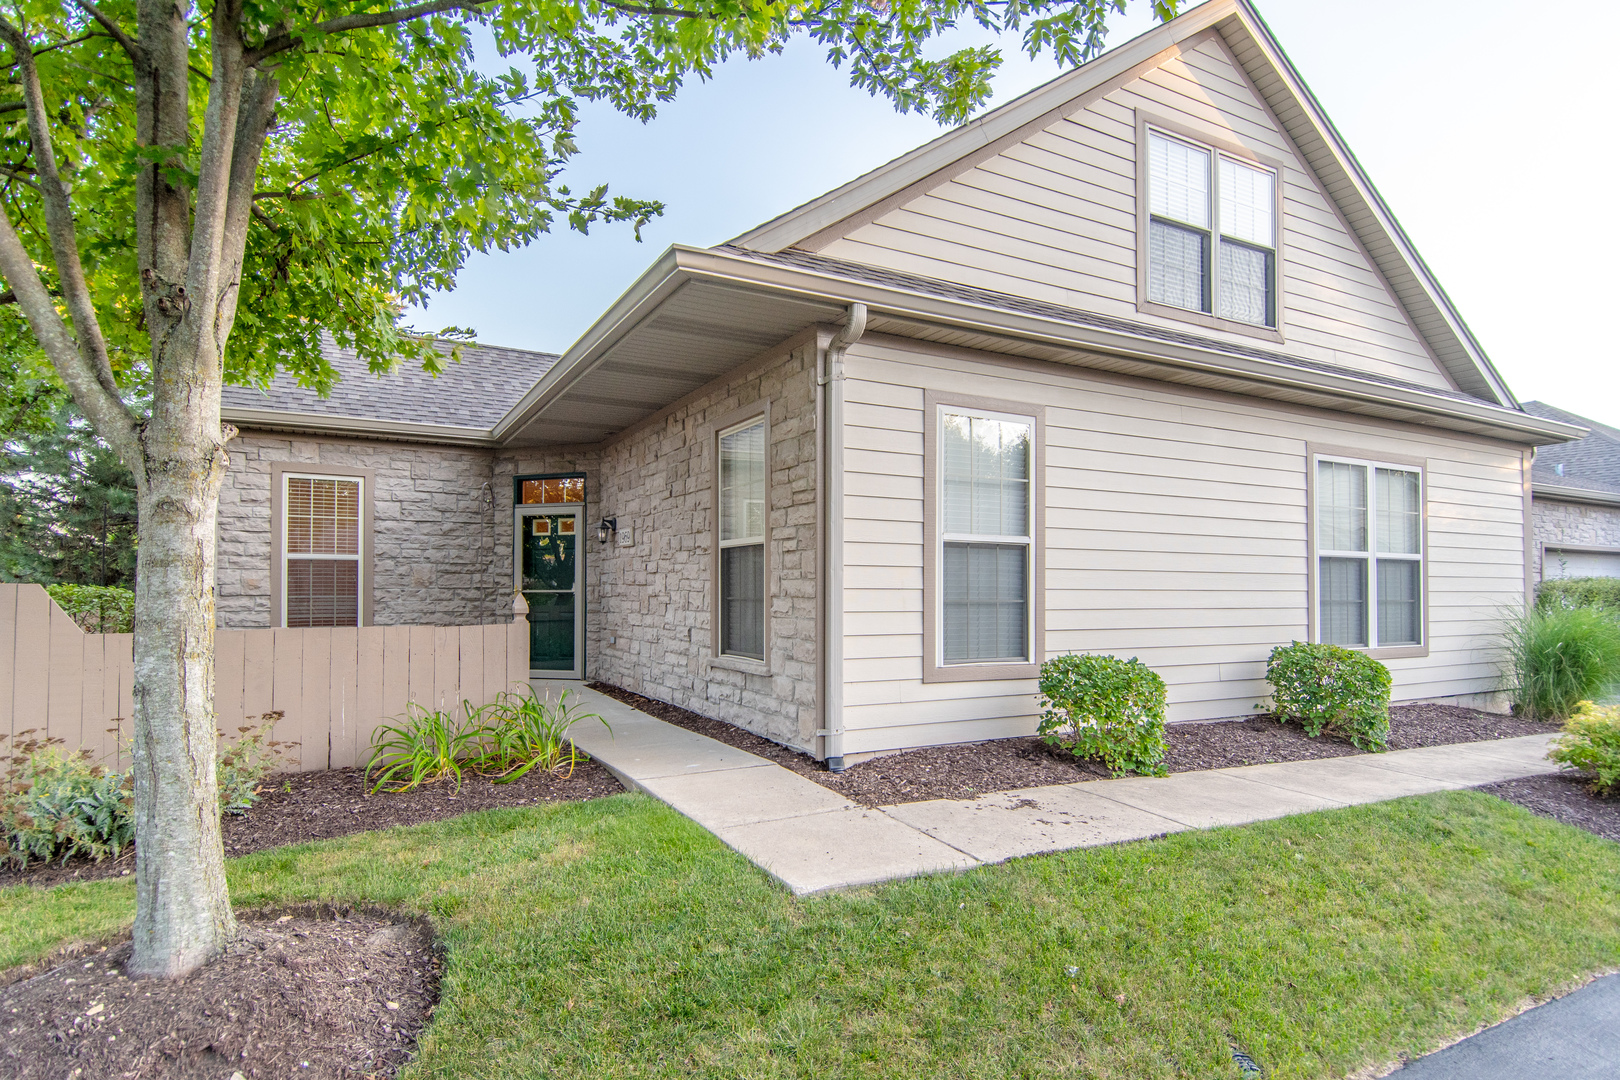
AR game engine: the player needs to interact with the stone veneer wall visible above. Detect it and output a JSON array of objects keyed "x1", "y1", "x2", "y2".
[
  {"x1": 1532, "y1": 497, "x2": 1620, "y2": 579},
  {"x1": 217, "y1": 433, "x2": 507, "y2": 628},
  {"x1": 497, "y1": 338, "x2": 821, "y2": 752}
]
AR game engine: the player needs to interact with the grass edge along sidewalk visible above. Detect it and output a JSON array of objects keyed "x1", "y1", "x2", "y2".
[{"x1": 5, "y1": 791, "x2": 1620, "y2": 1079}]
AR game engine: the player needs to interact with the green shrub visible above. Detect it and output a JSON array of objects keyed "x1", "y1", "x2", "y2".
[
  {"x1": 1549, "y1": 700, "x2": 1620, "y2": 795},
  {"x1": 46, "y1": 584, "x2": 135, "y2": 634},
  {"x1": 1038, "y1": 654, "x2": 1168, "y2": 777},
  {"x1": 1, "y1": 733, "x2": 133, "y2": 867},
  {"x1": 1266, "y1": 642, "x2": 1391, "y2": 751},
  {"x1": 1537, "y1": 576, "x2": 1620, "y2": 615},
  {"x1": 466, "y1": 688, "x2": 607, "y2": 783},
  {"x1": 1501, "y1": 605, "x2": 1620, "y2": 720}
]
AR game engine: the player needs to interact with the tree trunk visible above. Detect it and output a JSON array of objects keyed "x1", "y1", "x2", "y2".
[{"x1": 126, "y1": 335, "x2": 236, "y2": 978}]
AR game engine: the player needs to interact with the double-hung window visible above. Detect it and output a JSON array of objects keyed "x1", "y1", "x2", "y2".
[
  {"x1": 1315, "y1": 456, "x2": 1423, "y2": 649},
  {"x1": 1147, "y1": 129, "x2": 1277, "y2": 328},
  {"x1": 939, "y1": 408, "x2": 1035, "y2": 665},
  {"x1": 283, "y1": 474, "x2": 362, "y2": 628},
  {"x1": 718, "y1": 418, "x2": 767, "y2": 660}
]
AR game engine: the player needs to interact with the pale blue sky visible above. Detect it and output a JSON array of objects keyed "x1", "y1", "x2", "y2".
[{"x1": 411, "y1": 0, "x2": 1620, "y2": 426}]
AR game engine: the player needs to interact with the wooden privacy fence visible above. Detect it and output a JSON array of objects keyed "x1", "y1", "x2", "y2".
[{"x1": 0, "y1": 584, "x2": 532, "y2": 772}]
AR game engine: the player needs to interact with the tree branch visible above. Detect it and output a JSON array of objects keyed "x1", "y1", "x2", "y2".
[
  {"x1": 246, "y1": 0, "x2": 488, "y2": 65},
  {"x1": 72, "y1": 0, "x2": 142, "y2": 66},
  {"x1": 0, "y1": 17, "x2": 123, "y2": 405},
  {"x1": 0, "y1": 200, "x2": 137, "y2": 463}
]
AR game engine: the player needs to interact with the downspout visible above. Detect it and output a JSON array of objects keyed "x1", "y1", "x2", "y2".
[{"x1": 820, "y1": 302, "x2": 866, "y2": 772}]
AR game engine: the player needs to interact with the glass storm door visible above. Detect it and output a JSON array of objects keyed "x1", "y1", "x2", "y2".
[{"x1": 517, "y1": 508, "x2": 582, "y2": 678}]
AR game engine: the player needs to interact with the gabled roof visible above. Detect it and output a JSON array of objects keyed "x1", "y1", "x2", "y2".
[
  {"x1": 1525, "y1": 401, "x2": 1620, "y2": 503},
  {"x1": 729, "y1": 0, "x2": 1514, "y2": 406},
  {"x1": 221, "y1": 338, "x2": 558, "y2": 445}
]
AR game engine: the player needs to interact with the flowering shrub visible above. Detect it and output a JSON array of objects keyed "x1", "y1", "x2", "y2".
[
  {"x1": 1265, "y1": 642, "x2": 1391, "y2": 751},
  {"x1": 1549, "y1": 700, "x2": 1620, "y2": 796},
  {"x1": 1038, "y1": 654, "x2": 1168, "y2": 777}
]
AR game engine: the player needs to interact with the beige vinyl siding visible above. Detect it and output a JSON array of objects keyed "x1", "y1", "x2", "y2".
[
  {"x1": 819, "y1": 36, "x2": 1451, "y2": 393},
  {"x1": 838, "y1": 337, "x2": 1525, "y2": 757}
]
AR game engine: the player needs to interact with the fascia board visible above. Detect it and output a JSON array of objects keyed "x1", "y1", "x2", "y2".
[
  {"x1": 675, "y1": 247, "x2": 1584, "y2": 447},
  {"x1": 1229, "y1": 0, "x2": 1515, "y2": 407},
  {"x1": 728, "y1": 0, "x2": 1238, "y2": 253},
  {"x1": 223, "y1": 406, "x2": 495, "y2": 446},
  {"x1": 1533, "y1": 482, "x2": 1620, "y2": 509},
  {"x1": 490, "y1": 246, "x2": 689, "y2": 442}
]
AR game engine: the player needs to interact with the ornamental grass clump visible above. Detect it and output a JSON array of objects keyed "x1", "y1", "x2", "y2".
[
  {"x1": 1501, "y1": 605, "x2": 1620, "y2": 720},
  {"x1": 365, "y1": 689, "x2": 608, "y2": 793},
  {"x1": 1038, "y1": 654, "x2": 1168, "y2": 777},
  {"x1": 1266, "y1": 642, "x2": 1391, "y2": 751},
  {"x1": 1549, "y1": 700, "x2": 1620, "y2": 796}
]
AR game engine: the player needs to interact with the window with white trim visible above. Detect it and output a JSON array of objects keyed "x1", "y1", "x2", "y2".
[
  {"x1": 283, "y1": 474, "x2": 362, "y2": 628},
  {"x1": 939, "y1": 408, "x2": 1034, "y2": 664},
  {"x1": 1147, "y1": 129, "x2": 1277, "y2": 327},
  {"x1": 718, "y1": 418, "x2": 766, "y2": 660},
  {"x1": 1315, "y1": 457, "x2": 1423, "y2": 648}
]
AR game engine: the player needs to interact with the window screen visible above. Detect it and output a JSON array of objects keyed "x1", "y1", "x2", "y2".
[
  {"x1": 1316, "y1": 459, "x2": 1422, "y2": 649},
  {"x1": 1217, "y1": 157, "x2": 1276, "y2": 326},
  {"x1": 940, "y1": 410, "x2": 1033, "y2": 664},
  {"x1": 1147, "y1": 133, "x2": 1211, "y2": 313},
  {"x1": 285, "y1": 476, "x2": 361, "y2": 628},
  {"x1": 719, "y1": 420, "x2": 766, "y2": 659}
]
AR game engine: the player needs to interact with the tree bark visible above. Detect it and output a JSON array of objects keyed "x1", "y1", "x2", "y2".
[{"x1": 127, "y1": 385, "x2": 236, "y2": 977}]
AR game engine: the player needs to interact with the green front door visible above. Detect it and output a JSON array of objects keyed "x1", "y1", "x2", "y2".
[{"x1": 518, "y1": 509, "x2": 581, "y2": 677}]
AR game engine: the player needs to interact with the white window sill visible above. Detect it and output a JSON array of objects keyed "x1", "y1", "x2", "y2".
[{"x1": 707, "y1": 654, "x2": 771, "y2": 677}]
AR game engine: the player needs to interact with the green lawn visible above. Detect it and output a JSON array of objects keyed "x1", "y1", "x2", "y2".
[{"x1": 4, "y1": 791, "x2": 1619, "y2": 1079}]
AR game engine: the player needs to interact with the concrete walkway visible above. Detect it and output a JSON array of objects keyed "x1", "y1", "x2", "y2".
[
  {"x1": 1391, "y1": 972, "x2": 1620, "y2": 1078},
  {"x1": 560, "y1": 685, "x2": 1561, "y2": 896}
]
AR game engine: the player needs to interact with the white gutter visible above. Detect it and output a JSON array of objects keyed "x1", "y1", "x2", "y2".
[
  {"x1": 1533, "y1": 482, "x2": 1620, "y2": 509},
  {"x1": 819, "y1": 302, "x2": 866, "y2": 772},
  {"x1": 221, "y1": 406, "x2": 496, "y2": 447}
]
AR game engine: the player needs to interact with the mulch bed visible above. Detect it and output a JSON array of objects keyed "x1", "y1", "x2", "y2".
[
  {"x1": 1479, "y1": 773, "x2": 1620, "y2": 844},
  {"x1": 2, "y1": 760, "x2": 623, "y2": 890},
  {"x1": 588, "y1": 683, "x2": 1560, "y2": 808},
  {"x1": 2, "y1": 906, "x2": 439, "y2": 1079}
]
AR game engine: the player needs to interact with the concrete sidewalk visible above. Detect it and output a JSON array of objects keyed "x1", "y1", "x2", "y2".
[{"x1": 561, "y1": 685, "x2": 1561, "y2": 895}]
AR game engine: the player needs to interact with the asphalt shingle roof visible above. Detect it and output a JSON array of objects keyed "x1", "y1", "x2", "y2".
[
  {"x1": 221, "y1": 337, "x2": 558, "y2": 430},
  {"x1": 1524, "y1": 401, "x2": 1620, "y2": 496}
]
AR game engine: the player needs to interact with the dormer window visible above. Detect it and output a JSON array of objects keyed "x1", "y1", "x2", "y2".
[{"x1": 1147, "y1": 129, "x2": 1277, "y2": 329}]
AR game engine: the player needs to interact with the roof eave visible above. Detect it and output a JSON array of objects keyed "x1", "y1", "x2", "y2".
[
  {"x1": 676, "y1": 247, "x2": 1579, "y2": 447},
  {"x1": 1533, "y1": 482, "x2": 1620, "y2": 509},
  {"x1": 223, "y1": 406, "x2": 496, "y2": 447}
]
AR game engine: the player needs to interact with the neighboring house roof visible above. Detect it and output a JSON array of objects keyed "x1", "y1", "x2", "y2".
[
  {"x1": 1525, "y1": 401, "x2": 1620, "y2": 505},
  {"x1": 728, "y1": 0, "x2": 1514, "y2": 407},
  {"x1": 221, "y1": 338, "x2": 558, "y2": 444}
]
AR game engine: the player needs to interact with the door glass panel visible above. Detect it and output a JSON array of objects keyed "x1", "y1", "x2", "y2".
[{"x1": 522, "y1": 517, "x2": 577, "y2": 592}]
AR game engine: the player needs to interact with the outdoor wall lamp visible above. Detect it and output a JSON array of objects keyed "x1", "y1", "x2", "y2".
[{"x1": 596, "y1": 517, "x2": 617, "y2": 544}]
